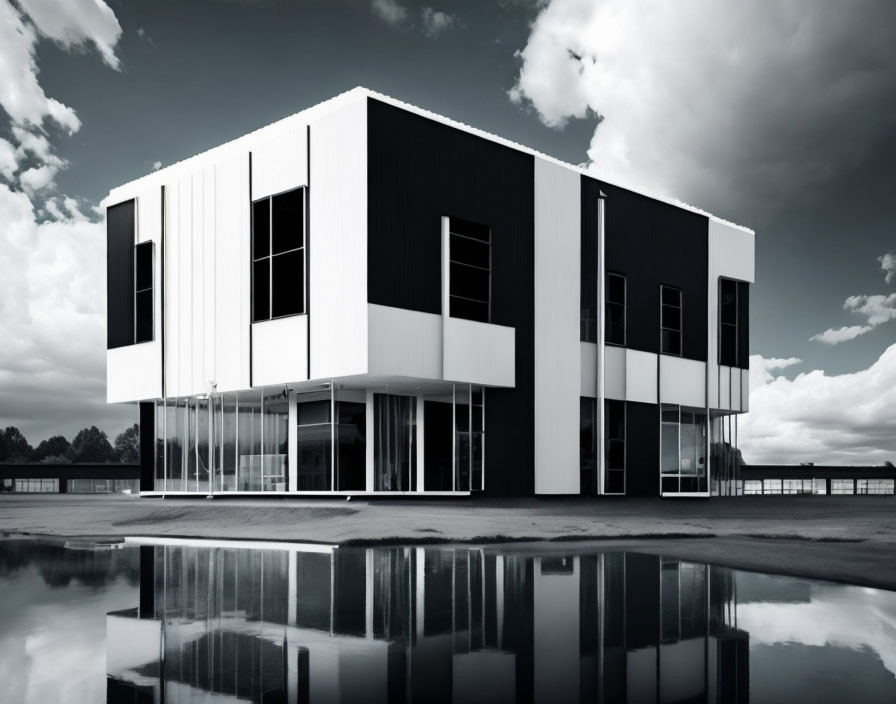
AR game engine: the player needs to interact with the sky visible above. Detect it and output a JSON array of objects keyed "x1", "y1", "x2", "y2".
[{"x1": 0, "y1": 0, "x2": 894, "y2": 463}]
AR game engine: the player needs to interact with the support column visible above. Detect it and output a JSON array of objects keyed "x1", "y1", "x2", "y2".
[{"x1": 139, "y1": 401, "x2": 155, "y2": 492}]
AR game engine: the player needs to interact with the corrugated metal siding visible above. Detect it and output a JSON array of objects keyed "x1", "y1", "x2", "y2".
[
  {"x1": 367, "y1": 98, "x2": 536, "y2": 496},
  {"x1": 584, "y1": 176, "x2": 709, "y2": 362},
  {"x1": 107, "y1": 199, "x2": 135, "y2": 349}
]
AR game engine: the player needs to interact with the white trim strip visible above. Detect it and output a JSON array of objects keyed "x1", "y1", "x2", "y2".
[{"x1": 123, "y1": 536, "x2": 337, "y2": 552}]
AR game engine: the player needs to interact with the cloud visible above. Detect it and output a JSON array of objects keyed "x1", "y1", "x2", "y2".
[
  {"x1": 18, "y1": 0, "x2": 123, "y2": 70},
  {"x1": 151, "y1": 160, "x2": 162, "y2": 171},
  {"x1": 372, "y1": 0, "x2": 408, "y2": 27},
  {"x1": 0, "y1": 0, "x2": 80, "y2": 132},
  {"x1": 739, "y1": 347, "x2": 896, "y2": 465},
  {"x1": 811, "y1": 293, "x2": 896, "y2": 345},
  {"x1": 19, "y1": 163, "x2": 59, "y2": 193},
  {"x1": 880, "y1": 250, "x2": 896, "y2": 284},
  {"x1": 0, "y1": 184, "x2": 136, "y2": 442},
  {"x1": 0, "y1": 137, "x2": 17, "y2": 179},
  {"x1": 421, "y1": 7, "x2": 457, "y2": 37},
  {"x1": 509, "y1": 0, "x2": 896, "y2": 217}
]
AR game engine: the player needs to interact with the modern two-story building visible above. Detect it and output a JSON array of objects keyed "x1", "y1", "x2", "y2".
[{"x1": 105, "y1": 87, "x2": 754, "y2": 498}]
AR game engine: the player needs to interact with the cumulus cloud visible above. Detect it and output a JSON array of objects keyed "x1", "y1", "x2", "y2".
[
  {"x1": 811, "y1": 293, "x2": 896, "y2": 345},
  {"x1": 0, "y1": 0, "x2": 80, "y2": 132},
  {"x1": 19, "y1": 163, "x2": 59, "y2": 194},
  {"x1": 18, "y1": 0, "x2": 123, "y2": 70},
  {"x1": 509, "y1": 0, "x2": 896, "y2": 216},
  {"x1": 880, "y1": 250, "x2": 896, "y2": 284},
  {"x1": 372, "y1": 0, "x2": 408, "y2": 27},
  {"x1": 151, "y1": 160, "x2": 162, "y2": 171},
  {"x1": 0, "y1": 185, "x2": 135, "y2": 441},
  {"x1": 421, "y1": 7, "x2": 457, "y2": 37},
  {"x1": 0, "y1": 137, "x2": 17, "y2": 179},
  {"x1": 739, "y1": 348, "x2": 896, "y2": 465}
]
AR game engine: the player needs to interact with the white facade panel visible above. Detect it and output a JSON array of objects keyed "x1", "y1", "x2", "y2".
[
  {"x1": 309, "y1": 99, "x2": 368, "y2": 380},
  {"x1": 718, "y1": 365, "x2": 732, "y2": 411},
  {"x1": 625, "y1": 349, "x2": 658, "y2": 404},
  {"x1": 213, "y1": 154, "x2": 251, "y2": 393},
  {"x1": 251, "y1": 316, "x2": 309, "y2": 386},
  {"x1": 660, "y1": 356, "x2": 706, "y2": 408},
  {"x1": 604, "y1": 345, "x2": 626, "y2": 401},
  {"x1": 533, "y1": 157, "x2": 581, "y2": 495},
  {"x1": 741, "y1": 369, "x2": 750, "y2": 412},
  {"x1": 368, "y1": 304, "x2": 442, "y2": 380},
  {"x1": 534, "y1": 558, "x2": 579, "y2": 703},
  {"x1": 252, "y1": 126, "x2": 307, "y2": 200},
  {"x1": 580, "y1": 342, "x2": 597, "y2": 398},
  {"x1": 452, "y1": 652, "x2": 515, "y2": 704},
  {"x1": 191, "y1": 170, "x2": 205, "y2": 396},
  {"x1": 136, "y1": 187, "x2": 160, "y2": 244},
  {"x1": 730, "y1": 367, "x2": 742, "y2": 410},
  {"x1": 443, "y1": 317, "x2": 515, "y2": 388},
  {"x1": 107, "y1": 342, "x2": 162, "y2": 403}
]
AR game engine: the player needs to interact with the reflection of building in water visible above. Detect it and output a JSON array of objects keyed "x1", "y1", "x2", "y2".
[{"x1": 106, "y1": 545, "x2": 749, "y2": 703}]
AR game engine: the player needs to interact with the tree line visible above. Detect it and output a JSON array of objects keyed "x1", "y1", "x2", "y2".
[{"x1": 0, "y1": 424, "x2": 140, "y2": 464}]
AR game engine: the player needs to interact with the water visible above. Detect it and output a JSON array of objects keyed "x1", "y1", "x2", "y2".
[{"x1": 1, "y1": 539, "x2": 895, "y2": 703}]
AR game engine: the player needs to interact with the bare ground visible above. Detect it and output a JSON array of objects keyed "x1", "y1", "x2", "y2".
[{"x1": 2, "y1": 494, "x2": 895, "y2": 588}]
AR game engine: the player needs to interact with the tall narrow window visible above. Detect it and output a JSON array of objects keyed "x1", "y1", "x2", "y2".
[
  {"x1": 660, "y1": 285, "x2": 682, "y2": 356},
  {"x1": 719, "y1": 278, "x2": 749, "y2": 367},
  {"x1": 252, "y1": 188, "x2": 305, "y2": 322},
  {"x1": 580, "y1": 398, "x2": 596, "y2": 494},
  {"x1": 374, "y1": 394, "x2": 416, "y2": 491},
  {"x1": 448, "y1": 217, "x2": 490, "y2": 323},
  {"x1": 606, "y1": 272, "x2": 625, "y2": 346},
  {"x1": 135, "y1": 241, "x2": 154, "y2": 343},
  {"x1": 605, "y1": 399, "x2": 625, "y2": 493}
]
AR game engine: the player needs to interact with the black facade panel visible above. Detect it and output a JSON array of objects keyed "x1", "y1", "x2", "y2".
[
  {"x1": 583, "y1": 177, "x2": 709, "y2": 361},
  {"x1": 139, "y1": 545, "x2": 155, "y2": 618},
  {"x1": 139, "y1": 401, "x2": 155, "y2": 492},
  {"x1": 737, "y1": 281, "x2": 750, "y2": 369},
  {"x1": 367, "y1": 99, "x2": 535, "y2": 497},
  {"x1": 107, "y1": 199, "x2": 135, "y2": 349},
  {"x1": 625, "y1": 401, "x2": 659, "y2": 496}
]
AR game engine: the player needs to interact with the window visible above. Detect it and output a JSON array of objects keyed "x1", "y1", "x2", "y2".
[
  {"x1": 580, "y1": 398, "x2": 597, "y2": 494},
  {"x1": 252, "y1": 188, "x2": 305, "y2": 322},
  {"x1": 606, "y1": 273, "x2": 625, "y2": 346},
  {"x1": 857, "y1": 479, "x2": 895, "y2": 495},
  {"x1": 605, "y1": 399, "x2": 625, "y2": 493},
  {"x1": 743, "y1": 480, "x2": 763, "y2": 495},
  {"x1": 455, "y1": 387, "x2": 484, "y2": 491},
  {"x1": 448, "y1": 217, "x2": 490, "y2": 323},
  {"x1": 660, "y1": 286, "x2": 682, "y2": 355},
  {"x1": 831, "y1": 479, "x2": 854, "y2": 495},
  {"x1": 135, "y1": 242, "x2": 153, "y2": 343},
  {"x1": 661, "y1": 405, "x2": 707, "y2": 494}
]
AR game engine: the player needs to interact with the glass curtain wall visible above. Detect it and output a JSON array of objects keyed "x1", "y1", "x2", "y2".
[
  {"x1": 295, "y1": 396, "x2": 367, "y2": 491},
  {"x1": 661, "y1": 405, "x2": 708, "y2": 494},
  {"x1": 580, "y1": 398, "x2": 597, "y2": 495},
  {"x1": 296, "y1": 400, "x2": 331, "y2": 491},
  {"x1": 454, "y1": 387, "x2": 484, "y2": 492},
  {"x1": 710, "y1": 412, "x2": 741, "y2": 496},
  {"x1": 155, "y1": 389, "x2": 281, "y2": 492},
  {"x1": 374, "y1": 394, "x2": 416, "y2": 491}
]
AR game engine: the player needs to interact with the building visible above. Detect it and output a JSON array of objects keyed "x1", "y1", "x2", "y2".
[
  {"x1": 0, "y1": 462, "x2": 139, "y2": 494},
  {"x1": 106, "y1": 542, "x2": 749, "y2": 702},
  {"x1": 741, "y1": 465, "x2": 896, "y2": 495},
  {"x1": 104, "y1": 87, "x2": 754, "y2": 498}
]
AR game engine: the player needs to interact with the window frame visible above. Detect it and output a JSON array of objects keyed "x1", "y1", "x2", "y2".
[
  {"x1": 719, "y1": 277, "x2": 739, "y2": 367},
  {"x1": 605, "y1": 271, "x2": 626, "y2": 347},
  {"x1": 604, "y1": 398, "x2": 626, "y2": 494},
  {"x1": 251, "y1": 187, "x2": 306, "y2": 323},
  {"x1": 134, "y1": 241, "x2": 154, "y2": 343},
  {"x1": 448, "y1": 217, "x2": 491, "y2": 324},
  {"x1": 660, "y1": 284, "x2": 682, "y2": 356}
]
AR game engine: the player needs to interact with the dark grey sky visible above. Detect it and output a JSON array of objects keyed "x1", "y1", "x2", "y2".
[{"x1": 1, "y1": 0, "x2": 895, "y2": 460}]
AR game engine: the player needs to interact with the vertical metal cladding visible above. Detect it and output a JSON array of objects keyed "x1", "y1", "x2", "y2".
[
  {"x1": 106, "y1": 199, "x2": 135, "y2": 349},
  {"x1": 582, "y1": 176, "x2": 709, "y2": 361},
  {"x1": 367, "y1": 98, "x2": 535, "y2": 496},
  {"x1": 138, "y1": 401, "x2": 155, "y2": 492}
]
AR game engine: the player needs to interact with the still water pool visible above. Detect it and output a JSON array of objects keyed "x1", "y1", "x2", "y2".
[{"x1": 0, "y1": 538, "x2": 894, "y2": 703}]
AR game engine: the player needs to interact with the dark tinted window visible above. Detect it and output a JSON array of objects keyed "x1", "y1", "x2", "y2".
[
  {"x1": 134, "y1": 241, "x2": 153, "y2": 343},
  {"x1": 660, "y1": 286, "x2": 682, "y2": 356},
  {"x1": 449, "y1": 217, "x2": 490, "y2": 323},
  {"x1": 252, "y1": 188, "x2": 305, "y2": 321},
  {"x1": 272, "y1": 189, "x2": 304, "y2": 254},
  {"x1": 719, "y1": 277, "x2": 745, "y2": 367},
  {"x1": 606, "y1": 272, "x2": 625, "y2": 346}
]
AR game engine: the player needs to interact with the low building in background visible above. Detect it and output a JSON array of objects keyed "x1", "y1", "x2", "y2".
[
  {"x1": 0, "y1": 463, "x2": 140, "y2": 494},
  {"x1": 741, "y1": 465, "x2": 896, "y2": 495},
  {"x1": 104, "y1": 88, "x2": 755, "y2": 498}
]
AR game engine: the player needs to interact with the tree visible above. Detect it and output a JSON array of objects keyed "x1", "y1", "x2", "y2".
[
  {"x1": 0, "y1": 427, "x2": 33, "y2": 462},
  {"x1": 33, "y1": 435, "x2": 71, "y2": 463},
  {"x1": 67, "y1": 426, "x2": 116, "y2": 463},
  {"x1": 113, "y1": 424, "x2": 140, "y2": 464}
]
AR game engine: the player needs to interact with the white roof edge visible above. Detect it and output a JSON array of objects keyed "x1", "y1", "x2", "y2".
[{"x1": 106, "y1": 86, "x2": 754, "y2": 235}]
